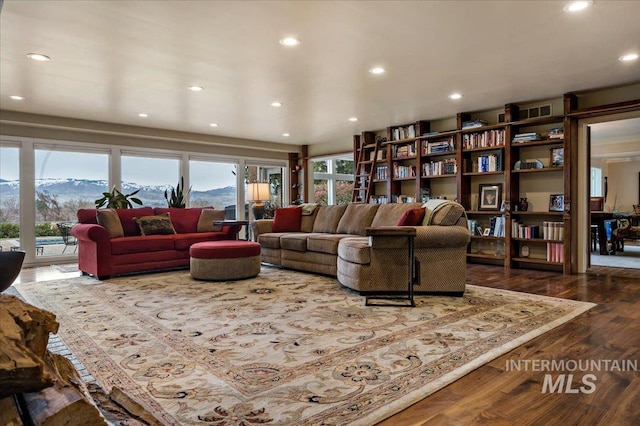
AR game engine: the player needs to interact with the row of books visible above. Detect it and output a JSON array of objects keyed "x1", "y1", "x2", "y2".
[
  {"x1": 368, "y1": 150, "x2": 386, "y2": 161},
  {"x1": 375, "y1": 165, "x2": 389, "y2": 180},
  {"x1": 369, "y1": 195, "x2": 417, "y2": 204},
  {"x1": 393, "y1": 163, "x2": 416, "y2": 179},
  {"x1": 422, "y1": 158, "x2": 457, "y2": 176},
  {"x1": 547, "y1": 243, "x2": 564, "y2": 263},
  {"x1": 475, "y1": 153, "x2": 503, "y2": 173},
  {"x1": 392, "y1": 142, "x2": 417, "y2": 158},
  {"x1": 462, "y1": 119, "x2": 488, "y2": 129},
  {"x1": 423, "y1": 138, "x2": 455, "y2": 154},
  {"x1": 462, "y1": 130, "x2": 506, "y2": 149},
  {"x1": 542, "y1": 221, "x2": 564, "y2": 241},
  {"x1": 391, "y1": 125, "x2": 416, "y2": 141},
  {"x1": 510, "y1": 220, "x2": 564, "y2": 240},
  {"x1": 512, "y1": 222, "x2": 540, "y2": 239}
]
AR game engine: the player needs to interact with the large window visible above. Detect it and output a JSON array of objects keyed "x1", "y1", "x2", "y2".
[
  {"x1": 0, "y1": 145, "x2": 20, "y2": 252},
  {"x1": 121, "y1": 154, "x2": 179, "y2": 207},
  {"x1": 189, "y1": 159, "x2": 238, "y2": 216},
  {"x1": 34, "y1": 148, "x2": 109, "y2": 257},
  {"x1": 312, "y1": 155, "x2": 354, "y2": 205}
]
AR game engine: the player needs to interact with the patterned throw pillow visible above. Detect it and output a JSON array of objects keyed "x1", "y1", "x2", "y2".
[
  {"x1": 197, "y1": 209, "x2": 227, "y2": 232},
  {"x1": 96, "y1": 208, "x2": 124, "y2": 238},
  {"x1": 134, "y1": 213, "x2": 176, "y2": 236}
]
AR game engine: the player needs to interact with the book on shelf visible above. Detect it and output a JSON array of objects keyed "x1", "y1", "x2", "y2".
[
  {"x1": 546, "y1": 242, "x2": 564, "y2": 263},
  {"x1": 462, "y1": 119, "x2": 488, "y2": 129},
  {"x1": 542, "y1": 221, "x2": 564, "y2": 241},
  {"x1": 462, "y1": 129, "x2": 506, "y2": 149},
  {"x1": 392, "y1": 125, "x2": 416, "y2": 141},
  {"x1": 512, "y1": 132, "x2": 541, "y2": 143},
  {"x1": 423, "y1": 137, "x2": 455, "y2": 154},
  {"x1": 422, "y1": 158, "x2": 457, "y2": 176}
]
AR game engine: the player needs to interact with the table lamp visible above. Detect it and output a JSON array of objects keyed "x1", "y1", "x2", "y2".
[{"x1": 247, "y1": 182, "x2": 270, "y2": 219}]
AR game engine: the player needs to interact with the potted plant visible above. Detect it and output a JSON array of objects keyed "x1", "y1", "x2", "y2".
[
  {"x1": 95, "y1": 186, "x2": 143, "y2": 209},
  {"x1": 164, "y1": 176, "x2": 191, "y2": 208}
]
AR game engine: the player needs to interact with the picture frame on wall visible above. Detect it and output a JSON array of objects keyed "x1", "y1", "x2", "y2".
[
  {"x1": 550, "y1": 147, "x2": 564, "y2": 167},
  {"x1": 479, "y1": 183, "x2": 502, "y2": 211},
  {"x1": 549, "y1": 194, "x2": 564, "y2": 212}
]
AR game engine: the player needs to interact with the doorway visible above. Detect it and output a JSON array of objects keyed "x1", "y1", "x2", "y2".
[{"x1": 588, "y1": 117, "x2": 640, "y2": 270}]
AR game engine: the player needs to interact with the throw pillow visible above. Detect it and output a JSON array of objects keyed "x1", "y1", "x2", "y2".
[
  {"x1": 134, "y1": 213, "x2": 176, "y2": 236},
  {"x1": 396, "y1": 208, "x2": 426, "y2": 226},
  {"x1": 96, "y1": 209, "x2": 124, "y2": 238},
  {"x1": 197, "y1": 209, "x2": 227, "y2": 232},
  {"x1": 272, "y1": 207, "x2": 303, "y2": 233}
]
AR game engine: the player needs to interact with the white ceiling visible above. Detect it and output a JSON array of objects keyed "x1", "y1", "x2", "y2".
[{"x1": 1, "y1": 0, "x2": 640, "y2": 149}]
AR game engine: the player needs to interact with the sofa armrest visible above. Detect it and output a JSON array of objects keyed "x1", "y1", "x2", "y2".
[
  {"x1": 71, "y1": 223, "x2": 110, "y2": 242},
  {"x1": 251, "y1": 219, "x2": 274, "y2": 239},
  {"x1": 414, "y1": 225, "x2": 470, "y2": 248},
  {"x1": 366, "y1": 226, "x2": 416, "y2": 249}
]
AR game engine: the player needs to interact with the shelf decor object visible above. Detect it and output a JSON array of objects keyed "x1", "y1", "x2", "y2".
[
  {"x1": 550, "y1": 147, "x2": 564, "y2": 167},
  {"x1": 549, "y1": 194, "x2": 565, "y2": 212},
  {"x1": 247, "y1": 182, "x2": 270, "y2": 220},
  {"x1": 479, "y1": 183, "x2": 502, "y2": 210}
]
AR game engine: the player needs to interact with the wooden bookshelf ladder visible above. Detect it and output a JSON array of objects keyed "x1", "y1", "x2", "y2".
[{"x1": 351, "y1": 133, "x2": 379, "y2": 203}]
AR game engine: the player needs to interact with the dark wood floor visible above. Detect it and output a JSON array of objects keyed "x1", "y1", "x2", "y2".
[
  {"x1": 380, "y1": 264, "x2": 640, "y2": 426},
  {"x1": 16, "y1": 264, "x2": 640, "y2": 425}
]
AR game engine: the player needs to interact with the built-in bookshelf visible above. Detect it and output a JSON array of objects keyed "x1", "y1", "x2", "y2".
[{"x1": 352, "y1": 96, "x2": 576, "y2": 273}]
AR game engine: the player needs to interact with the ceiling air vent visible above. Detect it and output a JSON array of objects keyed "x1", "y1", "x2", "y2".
[{"x1": 498, "y1": 104, "x2": 552, "y2": 123}]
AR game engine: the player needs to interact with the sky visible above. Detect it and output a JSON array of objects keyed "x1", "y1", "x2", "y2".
[{"x1": 1, "y1": 147, "x2": 237, "y2": 190}]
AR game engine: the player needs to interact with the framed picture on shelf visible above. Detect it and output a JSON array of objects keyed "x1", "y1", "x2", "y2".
[
  {"x1": 479, "y1": 183, "x2": 502, "y2": 211},
  {"x1": 549, "y1": 194, "x2": 564, "y2": 212},
  {"x1": 550, "y1": 147, "x2": 564, "y2": 167}
]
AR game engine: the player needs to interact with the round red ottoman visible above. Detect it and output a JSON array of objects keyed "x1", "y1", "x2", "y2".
[{"x1": 190, "y1": 241, "x2": 261, "y2": 281}]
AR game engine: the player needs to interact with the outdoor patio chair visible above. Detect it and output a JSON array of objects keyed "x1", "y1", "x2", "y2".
[{"x1": 57, "y1": 222, "x2": 78, "y2": 254}]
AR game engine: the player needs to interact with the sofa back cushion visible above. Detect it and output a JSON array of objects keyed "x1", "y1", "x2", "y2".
[
  {"x1": 336, "y1": 204, "x2": 380, "y2": 235},
  {"x1": 154, "y1": 207, "x2": 203, "y2": 234},
  {"x1": 312, "y1": 205, "x2": 347, "y2": 233},
  {"x1": 116, "y1": 207, "x2": 155, "y2": 236},
  {"x1": 370, "y1": 202, "x2": 423, "y2": 227},
  {"x1": 422, "y1": 200, "x2": 466, "y2": 226},
  {"x1": 197, "y1": 209, "x2": 227, "y2": 232},
  {"x1": 96, "y1": 209, "x2": 124, "y2": 238},
  {"x1": 300, "y1": 205, "x2": 320, "y2": 233},
  {"x1": 272, "y1": 207, "x2": 303, "y2": 232},
  {"x1": 77, "y1": 208, "x2": 99, "y2": 224}
]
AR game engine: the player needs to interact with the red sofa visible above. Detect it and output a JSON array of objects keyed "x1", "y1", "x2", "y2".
[{"x1": 72, "y1": 207, "x2": 241, "y2": 279}]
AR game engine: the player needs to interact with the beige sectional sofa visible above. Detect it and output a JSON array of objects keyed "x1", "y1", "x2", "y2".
[{"x1": 252, "y1": 200, "x2": 470, "y2": 295}]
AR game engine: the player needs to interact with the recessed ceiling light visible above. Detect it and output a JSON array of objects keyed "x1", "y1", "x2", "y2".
[
  {"x1": 271, "y1": 101, "x2": 283, "y2": 107},
  {"x1": 449, "y1": 93, "x2": 463, "y2": 100},
  {"x1": 619, "y1": 53, "x2": 639, "y2": 62},
  {"x1": 209, "y1": 123, "x2": 219, "y2": 127},
  {"x1": 27, "y1": 53, "x2": 51, "y2": 61},
  {"x1": 9, "y1": 95, "x2": 25, "y2": 100},
  {"x1": 138, "y1": 113, "x2": 148, "y2": 118},
  {"x1": 349, "y1": 117, "x2": 358, "y2": 122},
  {"x1": 369, "y1": 67, "x2": 386, "y2": 75},
  {"x1": 279, "y1": 37, "x2": 301, "y2": 47},
  {"x1": 563, "y1": 1, "x2": 593, "y2": 13},
  {"x1": 188, "y1": 85, "x2": 204, "y2": 91},
  {"x1": 282, "y1": 133, "x2": 290, "y2": 137}
]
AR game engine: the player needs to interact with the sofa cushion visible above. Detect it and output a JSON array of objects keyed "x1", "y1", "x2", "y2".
[
  {"x1": 77, "y1": 208, "x2": 99, "y2": 224},
  {"x1": 173, "y1": 232, "x2": 227, "y2": 250},
  {"x1": 110, "y1": 234, "x2": 176, "y2": 255},
  {"x1": 96, "y1": 208, "x2": 124, "y2": 238},
  {"x1": 116, "y1": 207, "x2": 155, "y2": 236},
  {"x1": 280, "y1": 234, "x2": 309, "y2": 252},
  {"x1": 197, "y1": 209, "x2": 226, "y2": 232},
  {"x1": 134, "y1": 213, "x2": 176, "y2": 236},
  {"x1": 300, "y1": 206, "x2": 320, "y2": 233},
  {"x1": 397, "y1": 208, "x2": 426, "y2": 226},
  {"x1": 259, "y1": 233, "x2": 287, "y2": 249},
  {"x1": 336, "y1": 204, "x2": 379, "y2": 235},
  {"x1": 307, "y1": 233, "x2": 352, "y2": 255},
  {"x1": 312, "y1": 205, "x2": 347, "y2": 233},
  {"x1": 154, "y1": 207, "x2": 202, "y2": 234},
  {"x1": 338, "y1": 237, "x2": 371, "y2": 265},
  {"x1": 272, "y1": 207, "x2": 303, "y2": 232},
  {"x1": 423, "y1": 200, "x2": 466, "y2": 226},
  {"x1": 370, "y1": 202, "x2": 423, "y2": 227}
]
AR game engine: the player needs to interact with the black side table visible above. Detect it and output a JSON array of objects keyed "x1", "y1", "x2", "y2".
[
  {"x1": 364, "y1": 227, "x2": 417, "y2": 307},
  {"x1": 214, "y1": 220, "x2": 250, "y2": 240}
]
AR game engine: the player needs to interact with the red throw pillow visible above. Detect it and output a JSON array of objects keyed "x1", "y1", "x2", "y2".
[
  {"x1": 272, "y1": 207, "x2": 303, "y2": 233},
  {"x1": 396, "y1": 208, "x2": 426, "y2": 226}
]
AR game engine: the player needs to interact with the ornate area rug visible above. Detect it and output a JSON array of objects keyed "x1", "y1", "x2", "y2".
[{"x1": 15, "y1": 268, "x2": 594, "y2": 425}]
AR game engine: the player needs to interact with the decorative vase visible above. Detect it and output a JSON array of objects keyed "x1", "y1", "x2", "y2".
[
  {"x1": 519, "y1": 197, "x2": 529, "y2": 212},
  {"x1": 0, "y1": 250, "x2": 26, "y2": 292}
]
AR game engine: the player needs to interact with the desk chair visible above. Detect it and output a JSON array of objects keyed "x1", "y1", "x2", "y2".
[{"x1": 590, "y1": 197, "x2": 604, "y2": 252}]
